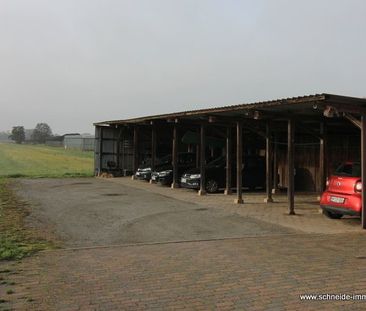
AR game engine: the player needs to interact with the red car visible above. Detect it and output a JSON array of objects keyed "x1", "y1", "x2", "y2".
[{"x1": 320, "y1": 162, "x2": 362, "y2": 219}]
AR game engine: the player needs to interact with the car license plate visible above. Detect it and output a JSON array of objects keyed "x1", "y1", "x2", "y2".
[
  {"x1": 181, "y1": 178, "x2": 187, "y2": 183},
  {"x1": 330, "y1": 196, "x2": 345, "y2": 204}
]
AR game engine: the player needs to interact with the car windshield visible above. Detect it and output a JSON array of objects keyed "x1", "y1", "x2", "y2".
[{"x1": 334, "y1": 163, "x2": 361, "y2": 177}]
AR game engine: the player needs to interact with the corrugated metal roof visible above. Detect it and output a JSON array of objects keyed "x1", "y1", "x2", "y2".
[{"x1": 94, "y1": 93, "x2": 366, "y2": 126}]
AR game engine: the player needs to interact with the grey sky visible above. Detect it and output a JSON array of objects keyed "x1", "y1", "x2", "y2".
[{"x1": 1, "y1": 0, "x2": 365, "y2": 134}]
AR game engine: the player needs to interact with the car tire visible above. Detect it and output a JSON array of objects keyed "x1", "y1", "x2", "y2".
[
  {"x1": 323, "y1": 209, "x2": 343, "y2": 219},
  {"x1": 206, "y1": 179, "x2": 219, "y2": 193}
]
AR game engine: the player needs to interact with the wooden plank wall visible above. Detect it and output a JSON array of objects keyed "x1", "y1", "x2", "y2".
[{"x1": 278, "y1": 133, "x2": 360, "y2": 191}]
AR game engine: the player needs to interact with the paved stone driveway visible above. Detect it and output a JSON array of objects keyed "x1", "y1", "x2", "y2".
[
  {"x1": 2, "y1": 233, "x2": 366, "y2": 310},
  {"x1": 1, "y1": 178, "x2": 365, "y2": 310}
]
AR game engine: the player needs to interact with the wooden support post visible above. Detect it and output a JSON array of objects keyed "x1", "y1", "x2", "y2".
[
  {"x1": 196, "y1": 127, "x2": 200, "y2": 168},
  {"x1": 361, "y1": 116, "x2": 366, "y2": 229},
  {"x1": 116, "y1": 127, "x2": 123, "y2": 174},
  {"x1": 224, "y1": 127, "x2": 232, "y2": 195},
  {"x1": 196, "y1": 145, "x2": 200, "y2": 168},
  {"x1": 121, "y1": 128, "x2": 125, "y2": 175},
  {"x1": 150, "y1": 125, "x2": 157, "y2": 183},
  {"x1": 132, "y1": 126, "x2": 139, "y2": 180},
  {"x1": 264, "y1": 122, "x2": 273, "y2": 203},
  {"x1": 171, "y1": 124, "x2": 179, "y2": 189},
  {"x1": 98, "y1": 127, "x2": 103, "y2": 176},
  {"x1": 198, "y1": 124, "x2": 207, "y2": 196},
  {"x1": 288, "y1": 119, "x2": 295, "y2": 214},
  {"x1": 235, "y1": 121, "x2": 243, "y2": 204},
  {"x1": 272, "y1": 132, "x2": 279, "y2": 194},
  {"x1": 122, "y1": 128, "x2": 126, "y2": 176},
  {"x1": 318, "y1": 122, "x2": 326, "y2": 193}
]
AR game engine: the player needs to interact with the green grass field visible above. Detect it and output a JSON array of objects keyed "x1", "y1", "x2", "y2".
[
  {"x1": 0, "y1": 178, "x2": 56, "y2": 260},
  {"x1": 0, "y1": 143, "x2": 94, "y2": 178},
  {"x1": 0, "y1": 143, "x2": 94, "y2": 260}
]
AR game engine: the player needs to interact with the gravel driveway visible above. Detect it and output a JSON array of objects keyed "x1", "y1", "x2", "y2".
[{"x1": 15, "y1": 178, "x2": 296, "y2": 247}]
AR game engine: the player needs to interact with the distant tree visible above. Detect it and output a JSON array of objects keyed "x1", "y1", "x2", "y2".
[
  {"x1": 9, "y1": 126, "x2": 25, "y2": 144},
  {"x1": 31, "y1": 123, "x2": 53, "y2": 144}
]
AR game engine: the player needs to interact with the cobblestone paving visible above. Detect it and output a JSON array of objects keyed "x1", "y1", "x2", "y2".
[
  {"x1": 1, "y1": 178, "x2": 365, "y2": 311},
  {"x1": 1, "y1": 233, "x2": 366, "y2": 310}
]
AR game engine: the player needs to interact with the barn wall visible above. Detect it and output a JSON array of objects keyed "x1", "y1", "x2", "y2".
[
  {"x1": 95, "y1": 126, "x2": 123, "y2": 176},
  {"x1": 278, "y1": 133, "x2": 360, "y2": 191},
  {"x1": 95, "y1": 126, "x2": 154, "y2": 176}
]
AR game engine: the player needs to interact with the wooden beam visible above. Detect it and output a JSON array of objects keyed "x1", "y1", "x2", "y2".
[
  {"x1": 224, "y1": 127, "x2": 232, "y2": 195},
  {"x1": 206, "y1": 114, "x2": 270, "y2": 127},
  {"x1": 344, "y1": 113, "x2": 361, "y2": 129},
  {"x1": 198, "y1": 124, "x2": 206, "y2": 196},
  {"x1": 362, "y1": 116, "x2": 366, "y2": 229},
  {"x1": 235, "y1": 121, "x2": 243, "y2": 204},
  {"x1": 207, "y1": 115, "x2": 242, "y2": 124},
  {"x1": 167, "y1": 118, "x2": 180, "y2": 123},
  {"x1": 325, "y1": 101, "x2": 366, "y2": 116},
  {"x1": 171, "y1": 124, "x2": 179, "y2": 188},
  {"x1": 264, "y1": 121, "x2": 273, "y2": 203},
  {"x1": 246, "y1": 109, "x2": 324, "y2": 122},
  {"x1": 288, "y1": 119, "x2": 295, "y2": 214},
  {"x1": 296, "y1": 123, "x2": 323, "y2": 140},
  {"x1": 211, "y1": 127, "x2": 227, "y2": 138},
  {"x1": 243, "y1": 125, "x2": 266, "y2": 139}
]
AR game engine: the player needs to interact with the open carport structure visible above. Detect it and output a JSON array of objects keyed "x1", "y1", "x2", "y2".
[{"x1": 94, "y1": 93, "x2": 366, "y2": 228}]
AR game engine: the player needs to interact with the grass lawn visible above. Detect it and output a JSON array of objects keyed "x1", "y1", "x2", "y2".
[
  {"x1": 0, "y1": 143, "x2": 94, "y2": 260},
  {"x1": 0, "y1": 143, "x2": 94, "y2": 178},
  {"x1": 0, "y1": 178, "x2": 56, "y2": 260}
]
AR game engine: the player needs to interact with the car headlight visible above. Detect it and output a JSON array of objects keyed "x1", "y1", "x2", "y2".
[
  {"x1": 158, "y1": 170, "x2": 172, "y2": 176},
  {"x1": 189, "y1": 174, "x2": 201, "y2": 179}
]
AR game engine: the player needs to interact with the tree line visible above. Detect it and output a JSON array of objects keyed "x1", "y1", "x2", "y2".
[{"x1": 9, "y1": 123, "x2": 53, "y2": 144}]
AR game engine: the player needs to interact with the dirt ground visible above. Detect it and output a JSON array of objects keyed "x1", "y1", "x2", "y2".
[{"x1": 14, "y1": 178, "x2": 296, "y2": 248}]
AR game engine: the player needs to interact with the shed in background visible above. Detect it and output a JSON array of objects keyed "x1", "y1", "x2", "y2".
[{"x1": 64, "y1": 134, "x2": 95, "y2": 151}]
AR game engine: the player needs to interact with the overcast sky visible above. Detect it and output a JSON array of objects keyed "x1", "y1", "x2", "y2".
[{"x1": 1, "y1": 0, "x2": 365, "y2": 134}]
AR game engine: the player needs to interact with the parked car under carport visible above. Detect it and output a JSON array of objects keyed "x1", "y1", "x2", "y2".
[
  {"x1": 151, "y1": 152, "x2": 196, "y2": 186},
  {"x1": 135, "y1": 155, "x2": 172, "y2": 181},
  {"x1": 320, "y1": 162, "x2": 362, "y2": 219},
  {"x1": 181, "y1": 155, "x2": 266, "y2": 193}
]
